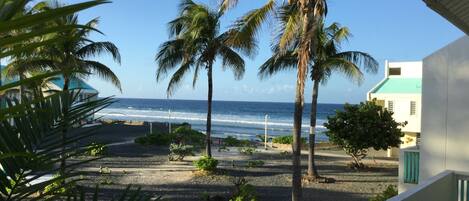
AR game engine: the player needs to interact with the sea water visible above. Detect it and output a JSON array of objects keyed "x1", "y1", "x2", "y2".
[{"x1": 96, "y1": 98, "x2": 343, "y2": 142}]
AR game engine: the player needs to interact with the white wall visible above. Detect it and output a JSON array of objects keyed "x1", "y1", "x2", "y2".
[
  {"x1": 420, "y1": 36, "x2": 469, "y2": 181},
  {"x1": 370, "y1": 93, "x2": 421, "y2": 133},
  {"x1": 388, "y1": 61, "x2": 423, "y2": 78}
]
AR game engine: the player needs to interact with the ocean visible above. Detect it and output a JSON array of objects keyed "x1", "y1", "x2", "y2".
[{"x1": 96, "y1": 98, "x2": 344, "y2": 142}]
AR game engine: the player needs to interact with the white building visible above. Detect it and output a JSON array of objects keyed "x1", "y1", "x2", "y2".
[
  {"x1": 367, "y1": 61, "x2": 422, "y2": 157},
  {"x1": 391, "y1": 0, "x2": 469, "y2": 200}
]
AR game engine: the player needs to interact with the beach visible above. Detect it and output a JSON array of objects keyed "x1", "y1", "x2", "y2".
[{"x1": 73, "y1": 122, "x2": 398, "y2": 201}]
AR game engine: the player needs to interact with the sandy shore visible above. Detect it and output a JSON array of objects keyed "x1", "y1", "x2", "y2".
[{"x1": 72, "y1": 122, "x2": 398, "y2": 201}]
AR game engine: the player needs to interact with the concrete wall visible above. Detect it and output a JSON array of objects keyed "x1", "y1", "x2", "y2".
[{"x1": 420, "y1": 36, "x2": 469, "y2": 181}]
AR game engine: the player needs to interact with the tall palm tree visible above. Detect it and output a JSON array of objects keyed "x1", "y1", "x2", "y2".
[
  {"x1": 156, "y1": 0, "x2": 254, "y2": 158},
  {"x1": 226, "y1": 0, "x2": 326, "y2": 199},
  {"x1": 11, "y1": 10, "x2": 122, "y2": 175},
  {"x1": 260, "y1": 21, "x2": 379, "y2": 180}
]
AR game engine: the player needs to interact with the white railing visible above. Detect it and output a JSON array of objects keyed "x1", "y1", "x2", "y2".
[{"x1": 389, "y1": 170, "x2": 469, "y2": 201}]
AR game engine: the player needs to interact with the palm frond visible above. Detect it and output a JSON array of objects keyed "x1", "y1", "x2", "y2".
[
  {"x1": 155, "y1": 39, "x2": 186, "y2": 82},
  {"x1": 258, "y1": 50, "x2": 297, "y2": 79},
  {"x1": 335, "y1": 51, "x2": 379, "y2": 74},
  {"x1": 82, "y1": 60, "x2": 122, "y2": 91},
  {"x1": 218, "y1": 45, "x2": 245, "y2": 80},
  {"x1": 166, "y1": 60, "x2": 192, "y2": 97},
  {"x1": 229, "y1": 0, "x2": 275, "y2": 50},
  {"x1": 76, "y1": 41, "x2": 121, "y2": 64}
]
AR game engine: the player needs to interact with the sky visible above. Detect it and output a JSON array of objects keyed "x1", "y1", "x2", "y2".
[{"x1": 64, "y1": 0, "x2": 464, "y2": 104}]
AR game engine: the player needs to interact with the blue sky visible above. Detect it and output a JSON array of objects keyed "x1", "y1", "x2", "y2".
[{"x1": 66, "y1": 0, "x2": 463, "y2": 104}]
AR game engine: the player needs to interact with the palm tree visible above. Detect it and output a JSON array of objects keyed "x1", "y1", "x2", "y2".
[
  {"x1": 226, "y1": 0, "x2": 327, "y2": 199},
  {"x1": 155, "y1": 0, "x2": 254, "y2": 158},
  {"x1": 260, "y1": 21, "x2": 379, "y2": 181},
  {"x1": 10, "y1": 10, "x2": 122, "y2": 175}
]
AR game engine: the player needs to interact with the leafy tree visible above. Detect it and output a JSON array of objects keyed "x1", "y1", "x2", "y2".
[
  {"x1": 324, "y1": 101, "x2": 406, "y2": 168},
  {"x1": 259, "y1": 21, "x2": 378, "y2": 179},
  {"x1": 155, "y1": 0, "x2": 254, "y2": 158}
]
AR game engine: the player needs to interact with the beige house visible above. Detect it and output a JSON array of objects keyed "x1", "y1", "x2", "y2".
[{"x1": 367, "y1": 61, "x2": 422, "y2": 157}]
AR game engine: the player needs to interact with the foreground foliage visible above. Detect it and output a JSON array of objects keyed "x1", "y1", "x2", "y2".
[
  {"x1": 325, "y1": 102, "x2": 405, "y2": 168},
  {"x1": 369, "y1": 185, "x2": 398, "y2": 201},
  {"x1": 202, "y1": 177, "x2": 257, "y2": 201},
  {"x1": 194, "y1": 156, "x2": 219, "y2": 172}
]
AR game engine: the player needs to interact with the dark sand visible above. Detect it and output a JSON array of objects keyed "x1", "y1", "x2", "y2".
[{"x1": 73, "y1": 123, "x2": 398, "y2": 201}]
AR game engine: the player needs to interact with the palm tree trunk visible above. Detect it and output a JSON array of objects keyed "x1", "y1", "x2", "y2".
[
  {"x1": 60, "y1": 77, "x2": 70, "y2": 177},
  {"x1": 292, "y1": 47, "x2": 310, "y2": 201},
  {"x1": 206, "y1": 65, "x2": 213, "y2": 158},
  {"x1": 307, "y1": 78, "x2": 320, "y2": 178}
]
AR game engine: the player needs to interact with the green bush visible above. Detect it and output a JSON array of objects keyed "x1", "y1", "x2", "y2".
[
  {"x1": 230, "y1": 177, "x2": 258, "y2": 201},
  {"x1": 325, "y1": 102, "x2": 406, "y2": 168},
  {"x1": 168, "y1": 143, "x2": 195, "y2": 161},
  {"x1": 272, "y1": 135, "x2": 306, "y2": 145},
  {"x1": 173, "y1": 125, "x2": 205, "y2": 146},
  {"x1": 87, "y1": 143, "x2": 107, "y2": 156},
  {"x1": 246, "y1": 160, "x2": 264, "y2": 168},
  {"x1": 43, "y1": 174, "x2": 68, "y2": 195},
  {"x1": 238, "y1": 147, "x2": 255, "y2": 155},
  {"x1": 369, "y1": 185, "x2": 398, "y2": 201},
  {"x1": 134, "y1": 132, "x2": 173, "y2": 146},
  {"x1": 224, "y1": 136, "x2": 255, "y2": 147},
  {"x1": 194, "y1": 156, "x2": 218, "y2": 171}
]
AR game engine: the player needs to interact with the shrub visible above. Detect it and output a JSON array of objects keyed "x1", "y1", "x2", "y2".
[
  {"x1": 218, "y1": 145, "x2": 230, "y2": 152},
  {"x1": 224, "y1": 136, "x2": 241, "y2": 146},
  {"x1": 194, "y1": 156, "x2": 218, "y2": 171},
  {"x1": 325, "y1": 102, "x2": 406, "y2": 168},
  {"x1": 246, "y1": 160, "x2": 264, "y2": 168},
  {"x1": 369, "y1": 185, "x2": 398, "y2": 201},
  {"x1": 134, "y1": 132, "x2": 172, "y2": 146},
  {"x1": 238, "y1": 147, "x2": 255, "y2": 155},
  {"x1": 272, "y1": 135, "x2": 306, "y2": 145},
  {"x1": 172, "y1": 125, "x2": 205, "y2": 146},
  {"x1": 168, "y1": 143, "x2": 195, "y2": 161},
  {"x1": 43, "y1": 174, "x2": 68, "y2": 195},
  {"x1": 87, "y1": 143, "x2": 107, "y2": 156},
  {"x1": 230, "y1": 177, "x2": 258, "y2": 201}
]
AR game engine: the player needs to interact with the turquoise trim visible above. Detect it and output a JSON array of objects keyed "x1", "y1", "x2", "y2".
[
  {"x1": 372, "y1": 78, "x2": 422, "y2": 94},
  {"x1": 404, "y1": 151, "x2": 419, "y2": 184},
  {"x1": 50, "y1": 75, "x2": 98, "y2": 93}
]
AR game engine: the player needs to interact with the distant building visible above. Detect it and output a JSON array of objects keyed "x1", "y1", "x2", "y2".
[
  {"x1": 367, "y1": 61, "x2": 422, "y2": 157},
  {"x1": 1, "y1": 66, "x2": 98, "y2": 104}
]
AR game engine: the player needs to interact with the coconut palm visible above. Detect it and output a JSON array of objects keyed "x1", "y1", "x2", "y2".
[
  {"x1": 155, "y1": 0, "x2": 254, "y2": 158},
  {"x1": 260, "y1": 21, "x2": 379, "y2": 181},
  {"x1": 227, "y1": 0, "x2": 327, "y2": 199},
  {"x1": 8, "y1": 10, "x2": 122, "y2": 175}
]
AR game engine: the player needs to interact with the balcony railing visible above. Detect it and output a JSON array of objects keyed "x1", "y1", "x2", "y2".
[{"x1": 390, "y1": 170, "x2": 469, "y2": 201}]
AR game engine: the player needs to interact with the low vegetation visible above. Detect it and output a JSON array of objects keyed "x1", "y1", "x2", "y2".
[
  {"x1": 87, "y1": 143, "x2": 107, "y2": 156},
  {"x1": 134, "y1": 132, "x2": 173, "y2": 146},
  {"x1": 369, "y1": 185, "x2": 398, "y2": 201},
  {"x1": 272, "y1": 135, "x2": 306, "y2": 145},
  {"x1": 325, "y1": 101, "x2": 406, "y2": 168},
  {"x1": 168, "y1": 143, "x2": 195, "y2": 161},
  {"x1": 224, "y1": 136, "x2": 255, "y2": 147},
  {"x1": 202, "y1": 178, "x2": 258, "y2": 201},
  {"x1": 246, "y1": 160, "x2": 265, "y2": 168},
  {"x1": 238, "y1": 147, "x2": 256, "y2": 155},
  {"x1": 194, "y1": 156, "x2": 219, "y2": 172}
]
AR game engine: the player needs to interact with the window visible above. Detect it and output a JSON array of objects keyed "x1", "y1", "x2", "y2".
[
  {"x1": 389, "y1": 68, "x2": 401, "y2": 76},
  {"x1": 410, "y1": 101, "x2": 416, "y2": 115},
  {"x1": 388, "y1": 101, "x2": 394, "y2": 112}
]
